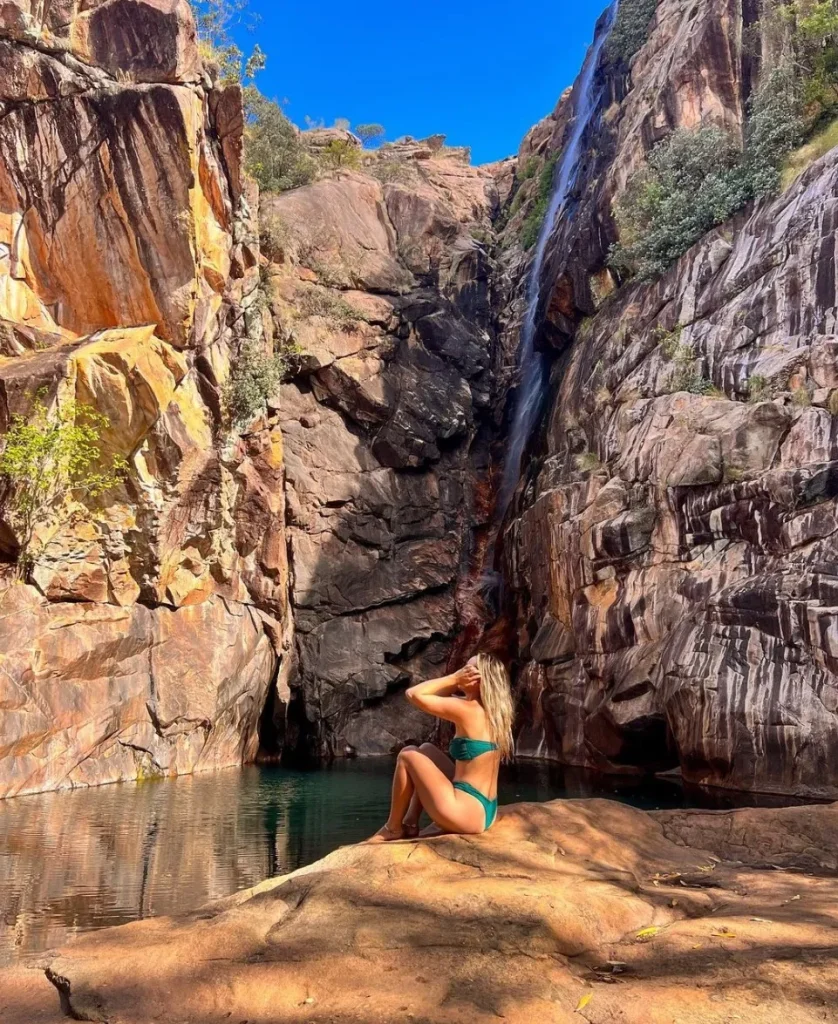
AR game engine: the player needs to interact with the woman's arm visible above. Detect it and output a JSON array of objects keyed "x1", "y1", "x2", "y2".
[{"x1": 406, "y1": 666, "x2": 480, "y2": 725}]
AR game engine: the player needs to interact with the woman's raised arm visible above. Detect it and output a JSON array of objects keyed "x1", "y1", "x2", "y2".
[{"x1": 405, "y1": 665, "x2": 480, "y2": 724}]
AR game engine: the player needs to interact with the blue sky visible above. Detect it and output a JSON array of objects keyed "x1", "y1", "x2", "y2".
[{"x1": 232, "y1": 0, "x2": 609, "y2": 164}]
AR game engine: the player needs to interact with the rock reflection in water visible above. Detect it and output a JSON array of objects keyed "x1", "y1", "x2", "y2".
[{"x1": 0, "y1": 763, "x2": 389, "y2": 963}]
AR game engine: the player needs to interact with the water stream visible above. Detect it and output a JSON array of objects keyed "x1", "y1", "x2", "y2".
[{"x1": 497, "y1": 1, "x2": 619, "y2": 519}]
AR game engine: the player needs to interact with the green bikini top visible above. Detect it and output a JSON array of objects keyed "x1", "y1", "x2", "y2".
[{"x1": 449, "y1": 737, "x2": 498, "y2": 762}]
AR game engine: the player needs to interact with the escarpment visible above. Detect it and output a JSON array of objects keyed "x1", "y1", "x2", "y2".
[
  {"x1": 498, "y1": 0, "x2": 838, "y2": 798},
  {"x1": 0, "y1": 0, "x2": 289, "y2": 798},
  {"x1": 3, "y1": 0, "x2": 838, "y2": 802}
]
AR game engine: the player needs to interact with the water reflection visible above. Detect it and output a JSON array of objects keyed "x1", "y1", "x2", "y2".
[{"x1": 0, "y1": 759, "x2": 816, "y2": 963}]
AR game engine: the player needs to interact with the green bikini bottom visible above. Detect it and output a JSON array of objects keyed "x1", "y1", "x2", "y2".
[{"x1": 453, "y1": 781, "x2": 498, "y2": 830}]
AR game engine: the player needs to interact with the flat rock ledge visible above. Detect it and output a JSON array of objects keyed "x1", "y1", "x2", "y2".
[{"x1": 3, "y1": 799, "x2": 838, "y2": 1023}]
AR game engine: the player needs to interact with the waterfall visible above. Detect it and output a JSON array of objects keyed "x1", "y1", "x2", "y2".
[{"x1": 496, "y1": 2, "x2": 619, "y2": 520}]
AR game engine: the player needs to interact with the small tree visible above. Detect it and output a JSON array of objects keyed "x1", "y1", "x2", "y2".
[
  {"x1": 321, "y1": 138, "x2": 361, "y2": 170},
  {"x1": 0, "y1": 398, "x2": 127, "y2": 576},
  {"x1": 355, "y1": 123, "x2": 386, "y2": 147},
  {"x1": 244, "y1": 87, "x2": 317, "y2": 193},
  {"x1": 225, "y1": 342, "x2": 296, "y2": 425},
  {"x1": 194, "y1": 0, "x2": 265, "y2": 82}
]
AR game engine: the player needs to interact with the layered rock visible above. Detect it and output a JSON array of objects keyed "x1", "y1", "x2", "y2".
[
  {"x1": 19, "y1": 798, "x2": 838, "y2": 1023},
  {"x1": 0, "y1": 1, "x2": 289, "y2": 797},
  {"x1": 264, "y1": 142, "x2": 504, "y2": 756},
  {"x1": 500, "y1": 0, "x2": 838, "y2": 797}
]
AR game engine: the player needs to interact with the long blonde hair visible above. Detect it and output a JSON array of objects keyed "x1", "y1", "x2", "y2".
[{"x1": 477, "y1": 653, "x2": 514, "y2": 759}]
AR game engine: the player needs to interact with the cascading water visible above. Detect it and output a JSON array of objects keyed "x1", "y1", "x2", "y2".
[{"x1": 496, "y1": 1, "x2": 619, "y2": 521}]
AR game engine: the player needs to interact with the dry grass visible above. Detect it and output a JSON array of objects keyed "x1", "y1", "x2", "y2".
[{"x1": 782, "y1": 117, "x2": 838, "y2": 190}]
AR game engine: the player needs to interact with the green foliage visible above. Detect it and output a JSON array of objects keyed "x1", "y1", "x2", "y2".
[
  {"x1": 0, "y1": 398, "x2": 127, "y2": 574},
  {"x1": 519, "y1": 156, "x2": 541, "y2": 181},
  {"x1": 321, "y1": 138, "x2": 362, "y2": 170},
  {"x1": 788, "y1": 0, "x2": 838, "y2": 123},
  {"x1": 355, "y1": 123, "x2": 386, "y2": 146},
  {"x1": 521, "y1": 154, "x2": 559, "y2": 249},
  {"x1": 243, "y1": 87, "x2": 317, "y2": 194},
  {"x1": 607, "y1": 0, "x2": 659, "y2": 63},
  {"x1": 653, "y1": 324, "x2": 684, "y2": 359},
  {"x1": 225, "y1": 343, "x2": 294, "y2": 424},
  {"x1": 744, "y1": 64, "x2": 805, "y2": 196},
  {"x1": 782, "y1": 115, "x2": 838, "y2": 187},
  {"x1": 194, "y1": 0, "x2": 264, "y2": 83},
  {"x1": 747, "y1": 374, "x2": 773, "y2": 403},
  {"x1": 297, "y1": 287, "x2": 363, "y2": 327},
  {"x1": 611, "y1": 126, "x2": 750, "y2": 279}
]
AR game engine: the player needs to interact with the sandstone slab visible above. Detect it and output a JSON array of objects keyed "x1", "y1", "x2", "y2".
[{"x1": 14, "y1": 798, "x2": 838, "y2": 1024}]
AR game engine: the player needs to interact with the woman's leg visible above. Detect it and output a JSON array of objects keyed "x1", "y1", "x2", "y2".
[
  {"x1": 368, "y1": 745, "x2": 419, "y2": 843},
  {"x1": 402, "y1": 744, "x2": 454, "y2": 833},
  {"x1": 399, "y1": 749, "x2": 484, "y2": 835}
]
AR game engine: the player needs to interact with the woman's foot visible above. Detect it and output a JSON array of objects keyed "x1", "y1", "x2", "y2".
[
  {"x1": 419, "y1": 824, "x2": 446, "y2": 838},
  {"x1": 401, "y1": 821, "x2": 420, "y2": 839},
  {"x1": 366, "y1": 824, "x2": 405, "y2": 844}
]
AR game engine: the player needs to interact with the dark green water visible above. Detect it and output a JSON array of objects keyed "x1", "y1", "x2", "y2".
[{"x1": 0, "y1": 758, "x2": 804, "y2": 964}]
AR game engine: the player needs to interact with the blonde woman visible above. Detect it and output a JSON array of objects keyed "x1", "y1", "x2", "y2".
[{"x1": 368, "y1": 653, "x2": 514, "y2": 842}]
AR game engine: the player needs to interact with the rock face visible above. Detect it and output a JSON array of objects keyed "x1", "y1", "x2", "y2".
[
  {"x1": 0, "y1": 2, "x2": 290, "y2": 797},
  {"x1": 22, "y1": 798, "x2": 838, "y2": 1023},
  {"x1": 263, "y1": 143, "x2": 504, "y2": 757},
  {"x1": 500, "y1": 0, "x2": 838, "y2": 797}
]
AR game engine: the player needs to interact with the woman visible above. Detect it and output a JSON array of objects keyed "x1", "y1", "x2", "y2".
[{"x1": 368, "y1": 653, "x2": 513, "y2": 842}]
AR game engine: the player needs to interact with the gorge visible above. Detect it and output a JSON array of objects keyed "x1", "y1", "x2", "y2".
[
  {"x1": 2, "y1": 0, "x2": 838, "y2": 803},
  {"x1": 5, "y1": 0, "x2": 838, "y2": 1019}
]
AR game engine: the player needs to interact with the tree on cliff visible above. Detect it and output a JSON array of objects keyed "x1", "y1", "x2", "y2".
[
  {"x1": 194, "y1": 0, "x2": 265, "y2": 82},
  {"x1": 243, "y1": 88, "x2": 317, "y2": 192},
  {"x1": 355, "y1": 123, "x2": 386, "y2": 147},
  {"x1": 0, "y1": 399, "x2": 127, "y2": 577}
]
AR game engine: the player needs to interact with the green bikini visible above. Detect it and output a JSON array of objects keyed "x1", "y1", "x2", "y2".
[{"x1": 448, "y1": 737, "x2": 499, "y2": 829}]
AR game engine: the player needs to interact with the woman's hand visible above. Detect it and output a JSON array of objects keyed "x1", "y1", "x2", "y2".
[{"x1": 454, "y1": 662, "x2": 481, "y2": 697}]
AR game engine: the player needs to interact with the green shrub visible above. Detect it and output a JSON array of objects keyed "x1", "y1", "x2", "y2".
[
  {"x1": 611, "y1": 126, "x2": 750, "y2": 279},
  {"x1": 747, "y1": 374, "x2": 773, "y2": 403},
  {"x1": 320, "y1": 138, "x2": 362, "y2": 170},
  {"x1": 244, "y1": 88, "x2": 317, "y2": 194},
  {"x1": 521, "y1": 154, "x2": 559, "y2": 249},
  {"x1": 743, "y1": 64, "x2": 805, "y2": 196},
  {"x1": 792, "y1": 384, "x2": 813, "y2": 407},
  {"x1": 655, "y1": 326, "x2": 721, "y2": 396},
  {"x1": 611, "y1": 52, "x2": 805, "y2": 281},
  {"x1": 225, "y1": 343, "x2": 292, "y2": 424},
  {"x1": 607, "y1": 0, "x2": 659, "y2": 63},
  {"x1": 0, "y1": 398, "x2": 127, "y2": 575},
  {"x1": 519, "y1": 156, "x2": 541, "y2": 180}
]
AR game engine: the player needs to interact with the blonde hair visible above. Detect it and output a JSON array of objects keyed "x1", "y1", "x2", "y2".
[{"x1": 477, "y1": 653, "x2": 514, "y2": 759}]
